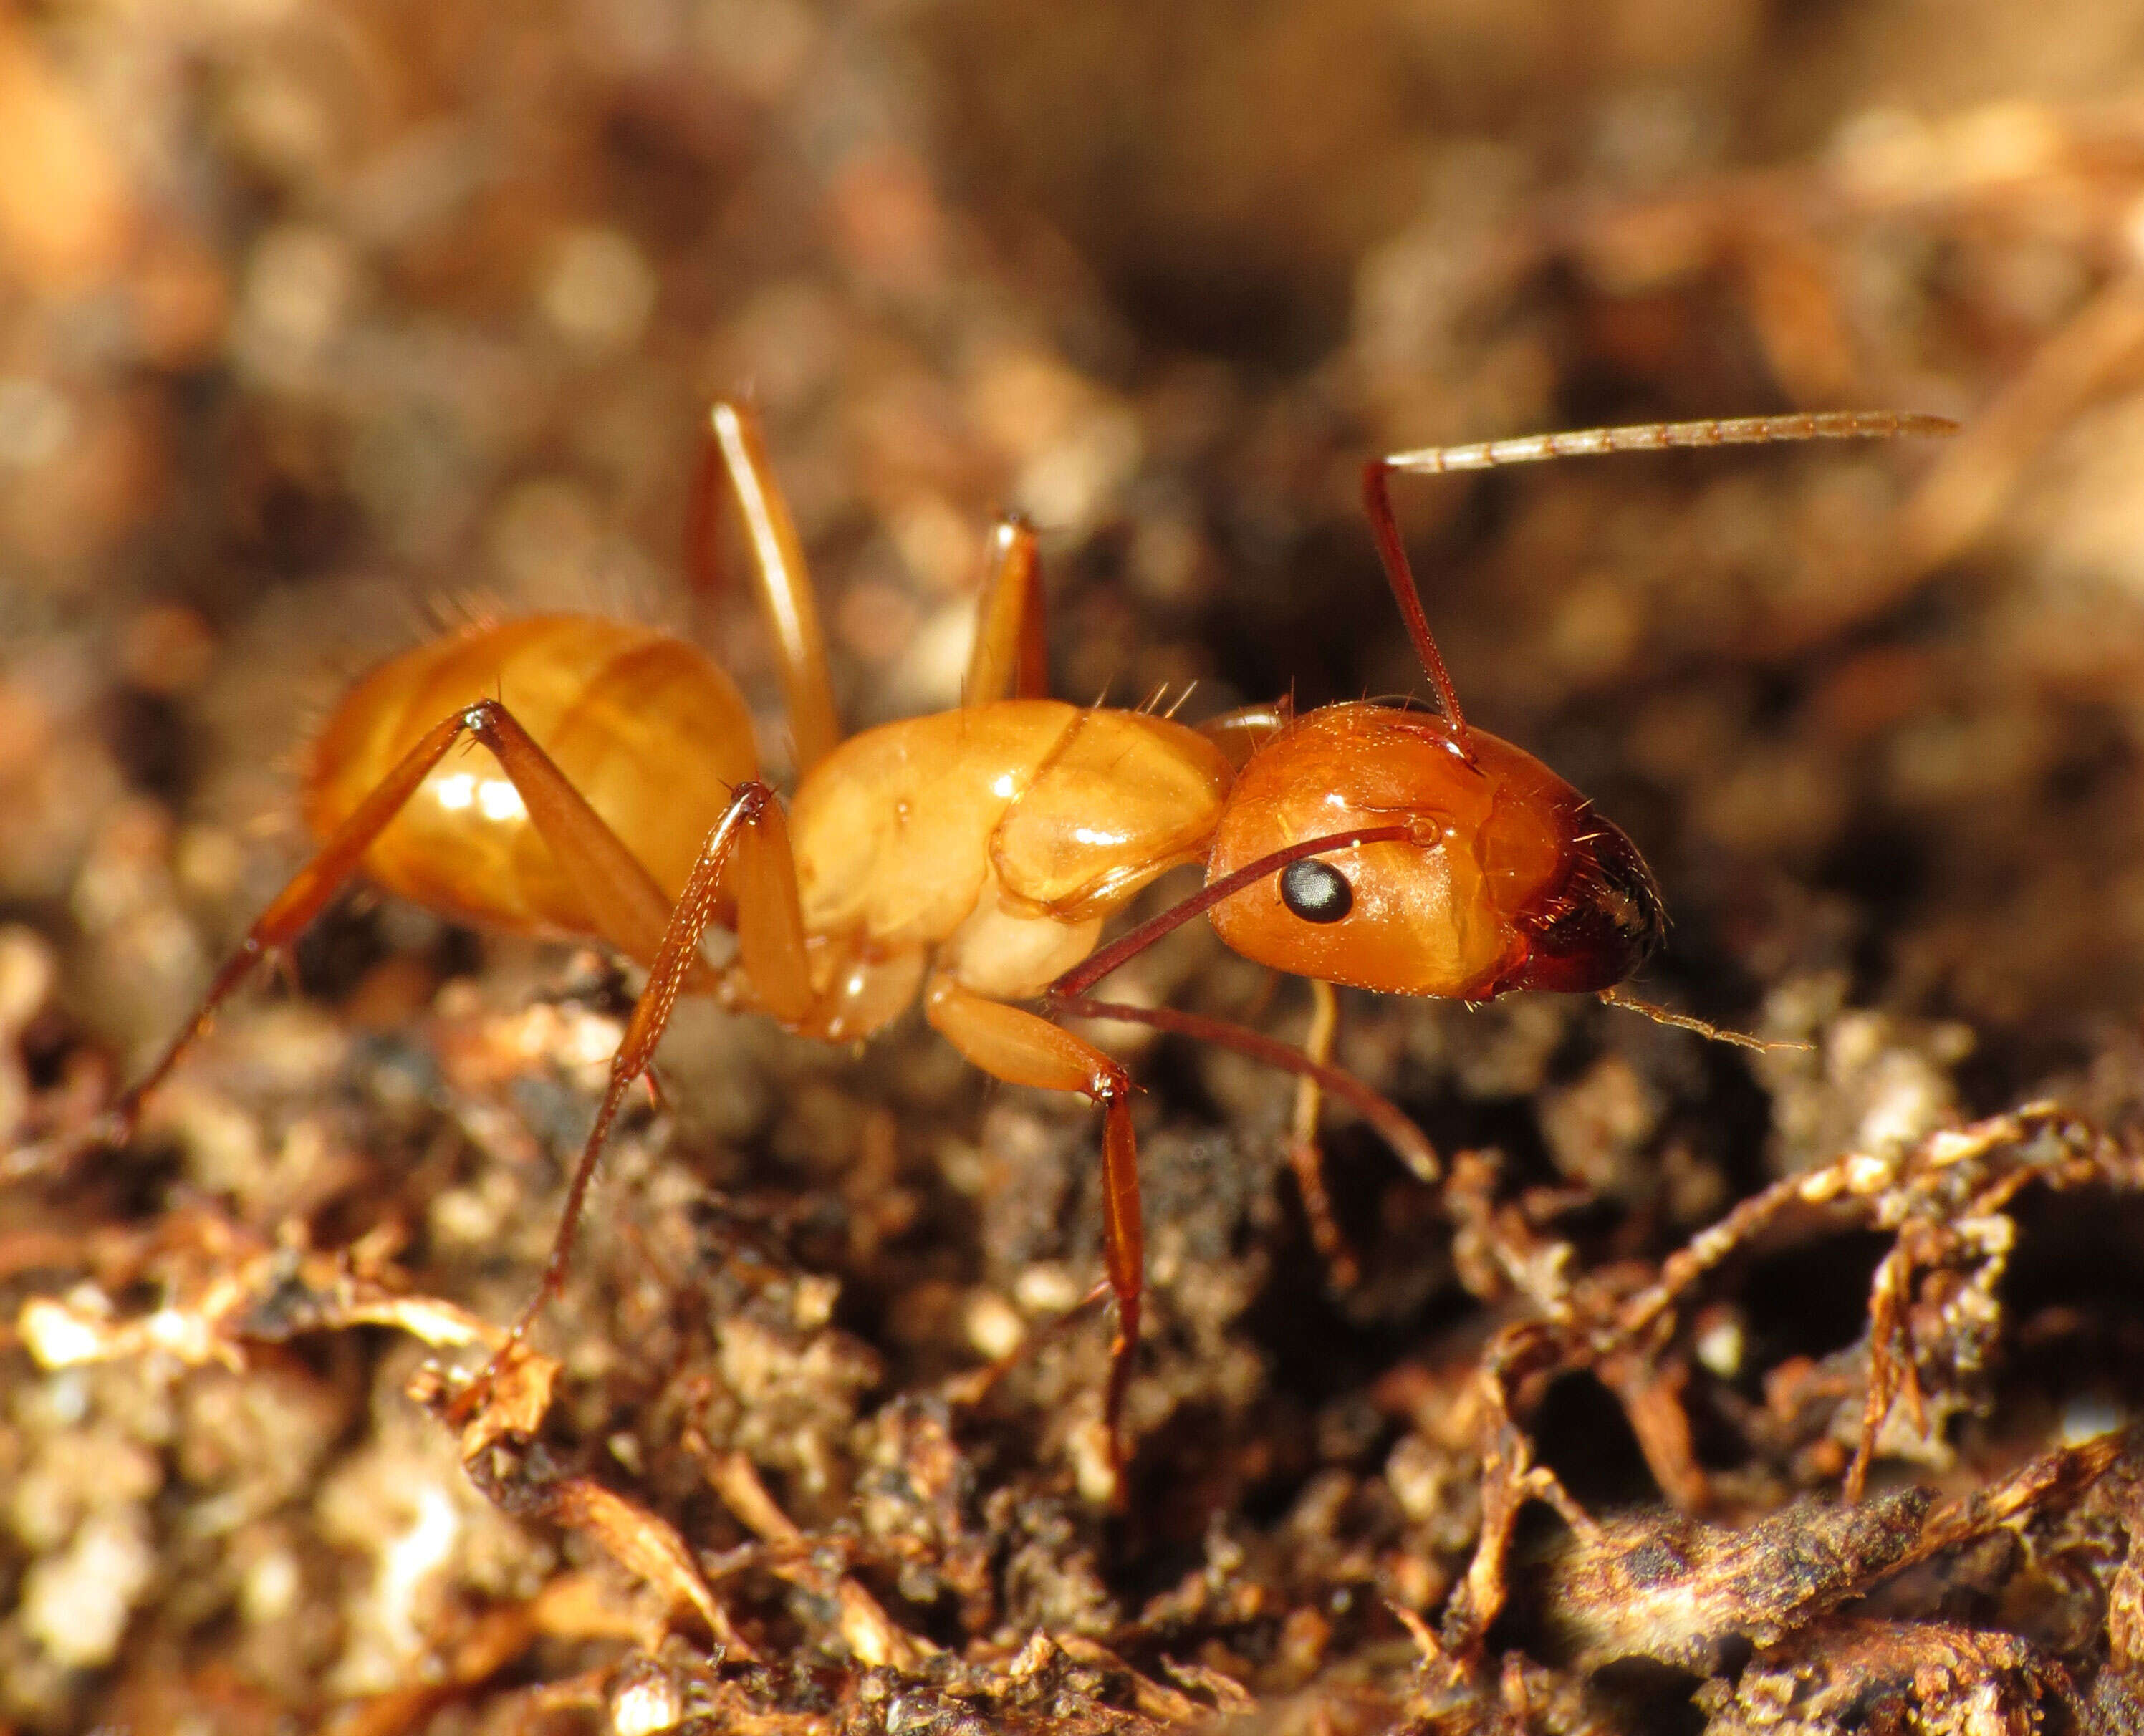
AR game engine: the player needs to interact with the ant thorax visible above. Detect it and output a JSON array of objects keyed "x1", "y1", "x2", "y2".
[{"x1": 787, "y1": 698, "x2": 1231, "y2": 1005}]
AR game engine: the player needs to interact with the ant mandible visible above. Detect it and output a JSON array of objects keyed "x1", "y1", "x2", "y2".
[{"x1": 91, "y1": 400, "x2": 1954, "y2": 1487}]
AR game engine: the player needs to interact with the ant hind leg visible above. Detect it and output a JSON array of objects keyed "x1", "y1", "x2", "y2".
[{"x1": 86, "y1": 697, "x2": 682, "y2": 1154}]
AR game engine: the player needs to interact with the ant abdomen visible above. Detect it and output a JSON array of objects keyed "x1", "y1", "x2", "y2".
[{"x1": 304, "y1": 614, "x2": 758, "y2": 946}]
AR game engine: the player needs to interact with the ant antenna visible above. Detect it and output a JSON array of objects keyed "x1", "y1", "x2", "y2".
[
  {"x1": 1598, "y1": 985, "x2": 1812, "y2": 1053},
  {"x1": 1362, "y1": 459, "x2": 1471, "y2": 750},
  {"x1": 1367, "y1": 409, "x2": 1958, "y2": 759},
  {"x1": 1383, "y1": 409, "x2": 1958, "y2": 475}
]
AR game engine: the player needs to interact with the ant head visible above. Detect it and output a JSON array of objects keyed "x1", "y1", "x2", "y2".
[{"x1": 1204, "y1": 703, "x2": 1663, "y2": 1000}]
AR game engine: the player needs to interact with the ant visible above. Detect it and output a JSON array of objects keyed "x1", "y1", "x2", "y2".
[{"x1": 81, "y1": 400, "x2": 1953, "y2": 1487}]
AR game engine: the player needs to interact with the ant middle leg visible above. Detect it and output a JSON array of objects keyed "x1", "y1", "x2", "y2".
[
  {"x1": 1045, "y1": 986, "x2": 1439, "y2": 1188},
  {"x1": 1047, "y1": 983, "x2": 1415, "y2": 1296},
  {"x1": 508, "y1": 777, "x2": 816, "y2": 1340}
]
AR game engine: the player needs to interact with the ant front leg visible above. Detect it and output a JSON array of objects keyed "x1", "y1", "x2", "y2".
[
  {"x1": 90, "y1": 698, "x2": 684, "y2": 1152},
  {"x1": 923, "y1": 974, "x2": 1143, "y2": 1498}
]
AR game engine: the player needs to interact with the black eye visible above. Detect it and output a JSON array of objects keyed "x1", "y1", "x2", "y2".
[{"x1": 1280, "y1": 858, "x2": 1352, "y2": 923}]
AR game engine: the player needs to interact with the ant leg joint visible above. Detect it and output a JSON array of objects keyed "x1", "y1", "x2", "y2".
[{"x1": 1087, "y1": 1062, "x2": 1133, "y2": 1109}]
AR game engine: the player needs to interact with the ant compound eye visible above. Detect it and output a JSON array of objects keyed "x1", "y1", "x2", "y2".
[{"x1": 1280, "y1": 857, "x2": 1353, "y2": 923}]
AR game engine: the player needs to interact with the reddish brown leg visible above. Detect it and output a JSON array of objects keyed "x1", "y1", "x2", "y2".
[
  {"x1": 924, "y1": 973, "x2": 1143, "y2": 1499},
  {"x1": 1037, "y1": 824, "x2": 1443, "y2": 1231},
  {"x1": 1048, "y1": 988, "x2": 1439, "y2": 1187},
  {"x1": 506, "y1": 778, "x2": 814, "y2": 1341},
  {"x1": 1287, "y1": 977, "x2": 1360, "y2": 1289},
  {"x1": 95, "y1": 698, "x2": 682, "y2": 1149},
  {"x1": 964, "y1": 516, "x2": 1048, "y2": 705}
]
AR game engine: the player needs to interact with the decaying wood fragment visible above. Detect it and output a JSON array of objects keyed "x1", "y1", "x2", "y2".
[
  {"x1": 1693, "y1": 1617, "x2": 2072, "y2": 1735},
  {"x1": 1534, "y1": 1490, "x2": 1932, "y2": 1673}
]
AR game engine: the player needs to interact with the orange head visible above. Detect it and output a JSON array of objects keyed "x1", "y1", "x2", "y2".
[{"x1": 1203, "y1": 703, "x2": 1663, "y2": 1001}]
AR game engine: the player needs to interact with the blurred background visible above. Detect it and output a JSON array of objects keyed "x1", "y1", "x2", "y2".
[
  {"x1": 10, "y1": 0, "x2": 2144, "y2": 1727},
  {"x1": 13, "y1": 0, "x2": 2144, "y2": 1076}
]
